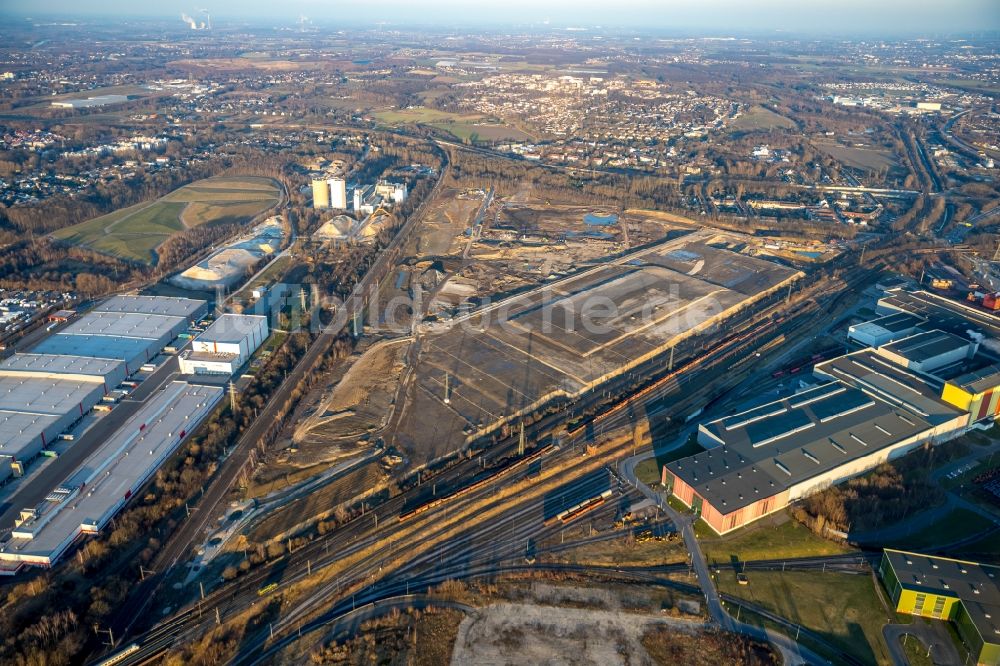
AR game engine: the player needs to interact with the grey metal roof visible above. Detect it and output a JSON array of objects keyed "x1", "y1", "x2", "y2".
[
  {"x1": 55, "y1": 311, "x2": 185, "y2": 340},
  {"x1": 0, "y1": 375, "x2": 104, "y2": 416},
  {"x1": 878, "y1": 330, "x2": 971, "y2": 365},
  {"x1": 850, "y1": 312, "x2": 925, "y2": 338},
  {"x1": 95, "y1": 295, "x2": 206, "y2": 320},
  {"x1": 0, "y1": 375, "x2": 106, "y2": 459},
  {"x1": 196, "y1": 314, "x2": 267, "y2": 345},
  {"x1": 668, "y1": 382, "x2": 935, "y2": 513},
  {"x1": 873, "y1": 312, "x2": 926, "y2": 333},
  {"x1": 33, "y1": 334, "x2": 154, "y2": 364},
  {"x1": 0, "y1": 353, "x2": 124, "y2": 381},
  {"x1": 0, "y1": 411, "x2": 62, "y2": 457},
  {"x1": 948, "y1": 363, "x2": 1000, "y2": 395},
  {"x1": 883, "y1": 549, "x2": 1000, "y2": 641},
  {"x1": 1, "y1": 382, "x2": 223, "y2": 564},
  {"x1": 814, "y1": 349, "x2": 964, "y2": 425},
  {"x1": 879, "y1": 289, "x2": 1000, "y2": 340}
]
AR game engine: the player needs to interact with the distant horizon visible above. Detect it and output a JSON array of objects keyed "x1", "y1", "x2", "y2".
[{"x1": 1, "y1": 0, "x2": 998, "y2": 38}]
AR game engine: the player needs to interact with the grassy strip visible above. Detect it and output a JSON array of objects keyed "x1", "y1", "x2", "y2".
[
  {"x1": 701, "y1": 515, "x2": 853, "y2": 565},
  {"x1": 717, "y1": 570, "x2": 892, "y2": 665}
]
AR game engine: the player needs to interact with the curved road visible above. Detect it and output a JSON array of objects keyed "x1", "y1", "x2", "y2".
[{"x1": 620, "y1": 446, "x2": 830, "y2": 666}]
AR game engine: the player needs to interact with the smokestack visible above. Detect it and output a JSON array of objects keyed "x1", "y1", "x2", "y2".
[{"x1": 181, "y1": 13, "x2": 197, "y2": 29}]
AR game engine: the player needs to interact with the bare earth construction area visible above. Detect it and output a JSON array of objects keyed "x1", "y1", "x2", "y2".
[
  {"x1": 451, "y1": 601, "x2": 708, "y2": 666},
  {"x1": 392, "y1": 229, "x2": 801, "y2": 461}
]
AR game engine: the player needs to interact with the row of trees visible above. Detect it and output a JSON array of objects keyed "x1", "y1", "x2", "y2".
[
  {"x1": 0, "y1": 158, "x2": 225, "y2": 235},
  {"x1": 0, "y1": 238, "x2": 137, "y2": 294},
  {"x1": 792, "y1": 440, "x2": 968, "y2": 536}
]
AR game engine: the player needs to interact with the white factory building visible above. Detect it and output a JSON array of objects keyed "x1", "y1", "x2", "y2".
[
  {"x1": 847, "y1": 312, "x2": 925, "y2": 348},
  {"x1": 0, "y1": 354, "x2": 126, "y2": 481},
  {"x1": 179, "y1": 313, "x2": 268, "y2": 376},
  {"x1": 0, "y1": 382, "x2": 223, "y2": 569}
]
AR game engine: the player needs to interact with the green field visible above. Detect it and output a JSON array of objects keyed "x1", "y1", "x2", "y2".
[
  {"x1": 429, "y1": 121, "x2": 533, "y2": 143},
  {"x1": 634, "y1": 458, "x2": 662, "y2": 485},
  {"x1": 730, "y1": 105, "x2": 796, "y2": 132},
  {"x1": 700, "y1": 514, "x2": 853, "y2": 565},
  {"x1": 374, "y1": 107, "x2": 482, "y2": 124},
  {"x1": 718, "y1": 570, "x2": 893, "y2": 665},
  {"x1": 937, "y1": 78, "x2": 1000, "y2": 96},
  {"x1": 53, "y1": 176, "x2": 279, "y2": 264},
  {"x1": 374, "y1": 107, "x2": 531, "y2": 143}
]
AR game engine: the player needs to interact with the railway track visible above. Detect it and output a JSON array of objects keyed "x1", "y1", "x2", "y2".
[
  {"x1": 128, "y1": 314, "x2": 802, "y2": 657},
  {"x1": 103, "y1": 237, "x2": 882, "y2": 666}
]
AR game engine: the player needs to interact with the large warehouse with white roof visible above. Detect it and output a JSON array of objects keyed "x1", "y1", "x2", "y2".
[
  {"x1": 95, "y1": 294, "x2": 208, "y2": 320},
  {"x1": 0, "y1": 354, "x2": 127, "y2": 480},
  {"x1": 0, "y1": 295, "x2": 207, "y2": 484},
  {"x1": 33, "y1": 312, "x2": 188, "y2": 373},
  {"x1": 0, "y1": 381, "x2": 223, "y2": 568},
  {"x1": 0, "y1": 353, "x2": 127, "y2": 389},
  {"x1": 32, "y1": 295, "x2": 206, "y2": 373},
  {"x1": 0, "y1": 295, "x2": 224, "y2": 570},
  {"x1": 179, "y1": 313, "x2": 268, "y2": 376}
]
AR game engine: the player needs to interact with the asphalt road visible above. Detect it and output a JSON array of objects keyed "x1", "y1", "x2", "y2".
[{"x1": 884, "y1": 621, "x2": 962, "y2": 666}]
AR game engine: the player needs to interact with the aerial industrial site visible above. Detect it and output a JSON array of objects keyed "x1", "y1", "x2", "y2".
[{"x1": 0, "y1": 3, "x2": 998, "y2": 665}]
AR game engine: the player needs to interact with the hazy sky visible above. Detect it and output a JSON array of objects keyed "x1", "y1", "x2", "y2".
[{"x1": 4, "y1": 0, "x2": 999, "y2": 35}]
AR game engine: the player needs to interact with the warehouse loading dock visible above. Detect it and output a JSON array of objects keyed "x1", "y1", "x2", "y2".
[
  {"x1": 32, "y1": 311, "x2": 190, "y2": 374},
  {"x1": 0, "y1": 361, "x2": 126, "y2": 477},
  {"x1": 0, "y1": 381, "x2": 223, "y2": 569},
  {"x1": 30, "y1": 295, "x2": 206, "y2": 375},
  {"x1": 0, "y1": 295, "x2": 212, "y2": 570},
  {"x1": 0, "y1": 353, "x2": 126, "y2": 389}
]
